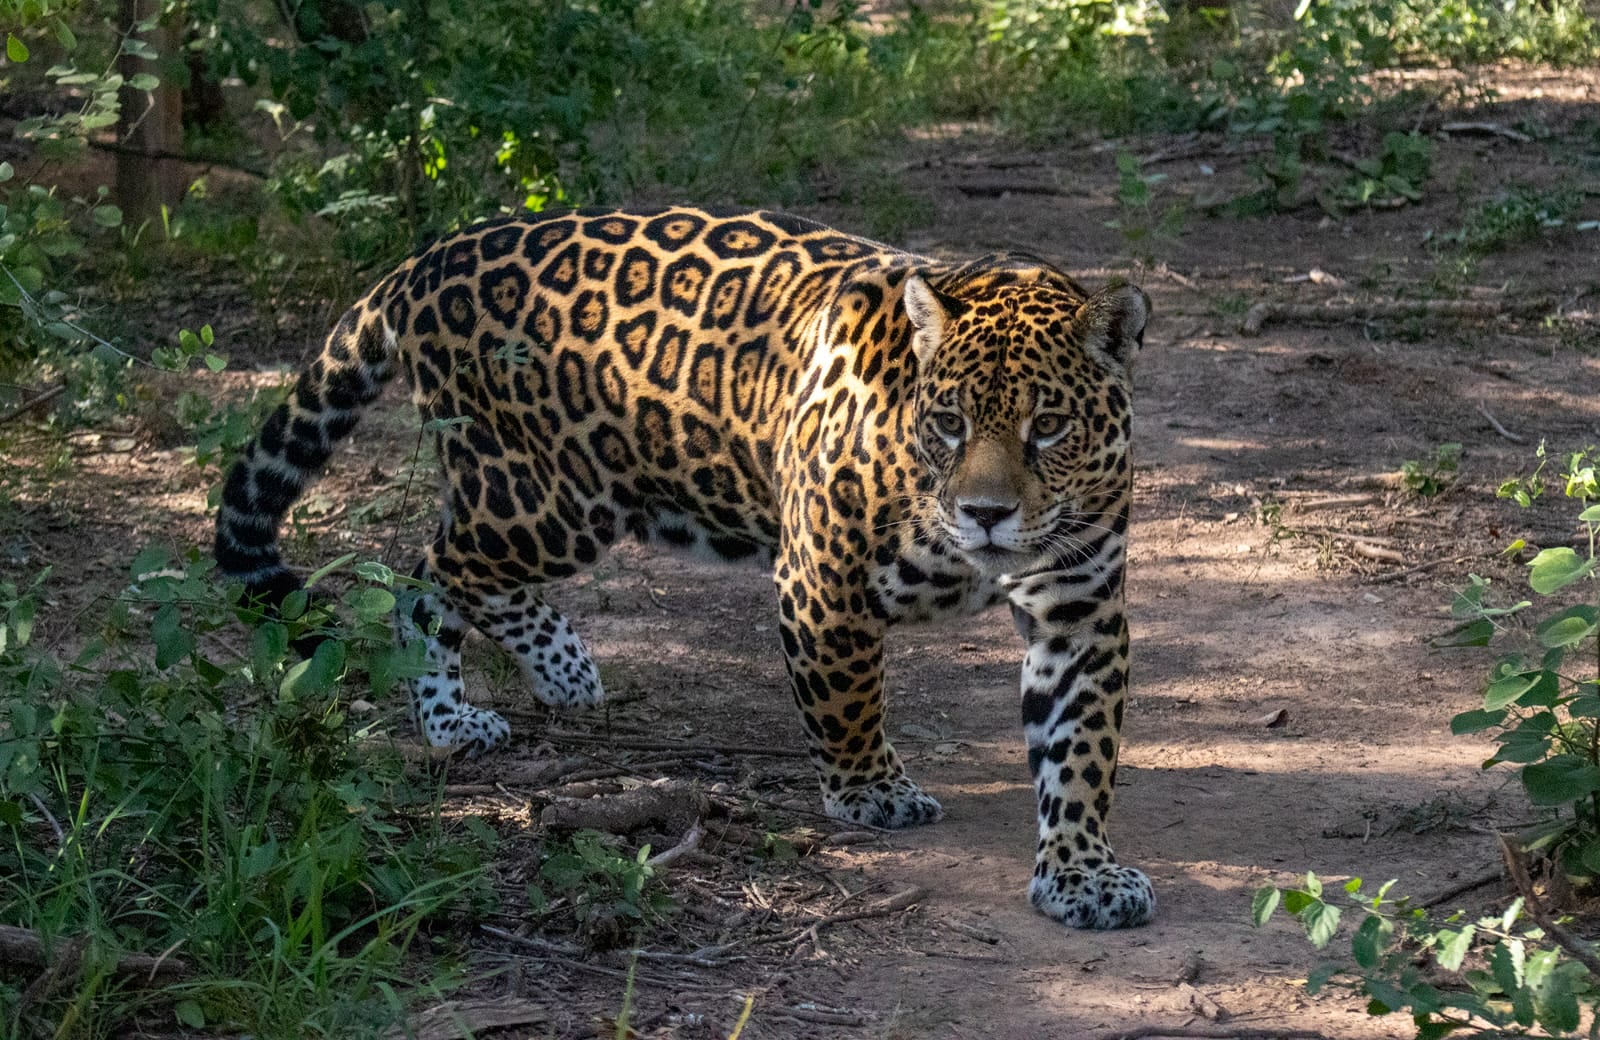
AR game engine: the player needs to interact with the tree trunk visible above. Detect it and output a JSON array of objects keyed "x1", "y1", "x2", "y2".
[{"x1": 115, "y1": 0, "x2": 183, "y2": 227}]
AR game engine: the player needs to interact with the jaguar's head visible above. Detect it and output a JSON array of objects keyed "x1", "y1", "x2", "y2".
[{"x1": 904, "y1": 268, "x2": 1147, "y2": 575}]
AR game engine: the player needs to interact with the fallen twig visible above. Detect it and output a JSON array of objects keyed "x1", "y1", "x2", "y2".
[
  {"x1": 1476, "y1": 400, "x2": 1525, "y2": 443},
  {"x1": 385, "y1": 997, "x2": 549, "y2": 1040},
  {"x1": 543, "y1": 730, "x2": 809, "y2": 759},
  {"x1": 1497, "y1": 834, "x2": 1600, "y2": 978},
  {"x1": 1092, "y1": 1028, "x2": 1338, "y2": 1040},
  {"x1": 1438, "y1": 121, "x2": 1533, "y2": 143},
  {"x1": 772, "y1": 1005, "x2": 869, "y2": 1026},
  {"x1": 804, "y1": 887, "x2": 928, "y2": 932},
  {"x1": 540, "y1": 780, "x2": 707, "y2": 835},
  {"x1": 955, "y1": 180, "x2": 1075, "y2": 198},
  {"x1": 647, "y1": 819, "x2": 705, "y2": 868},
  {"x1": 1242, "y1": 297, "x2": 1546, "y2": 336},
  {"x1": 0, "y1": 924, "x2": 190, "y2": 984},
  {"x1": 1292, "y1": 494, "x2": 1379, "y2": 512},
  {"x1": 1419, "y1": 867, "x2": 1503, "y2": 909},
  {"x1": 0, "y1": 384, "x2": 65, "y2": 426},
  {"x1": 1349, "y1": 541, "x2": 1407, "y2": 564},
  {"x1": 479, "y1": 925, "x2": 681, "y2": 986},
  {"x1": 1366, "y1": 555, "x2": 1473, "y2": 585}
]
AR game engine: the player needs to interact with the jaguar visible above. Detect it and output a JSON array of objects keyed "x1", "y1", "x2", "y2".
[{"x1": 215, "y1": 206, "x2": 1155, "y2": 929}]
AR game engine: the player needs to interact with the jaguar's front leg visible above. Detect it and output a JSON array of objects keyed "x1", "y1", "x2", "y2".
[
  {"x1": 775, "y1": 577, "x2": 943, "y2": 830},
  {"x1": 1008, "y1": 570, "x2": 1155, "y2": 929}
]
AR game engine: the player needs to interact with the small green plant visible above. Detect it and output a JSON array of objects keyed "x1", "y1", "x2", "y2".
[
  {"x1": 1445, "y1": 447, "x2": 1600, "y2": 884},
  {"x1": 1105, "y1": 151, "x2": 1187, "y2": 260},
  {"x1": 1401, "y1": 443, "x2": 1462, "y2": 498},
  {"x1": 530, "y1": 830, "x2": 673, "y2": 945},
  {"x1": 0, "y1": 546, "x2": 489, "y2": 1038},
  {"x1": 1255, "y1": 873, "x2": 1598, "y2": 1037},
  {"x1": 1339, "y1": 131, "x2": 1432, "y2": 209},
  {"x1": 1434, "y1": 187, "x2": 1592, "y2": 259}
]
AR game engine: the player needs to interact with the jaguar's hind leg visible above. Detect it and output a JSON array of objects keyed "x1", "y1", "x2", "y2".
[
  {"x1": 467, "y1": 584, "x2": 605, "y2": 710},
  {"x1": 396, "y1": 557, "x2": 604, "y2": 756},
  {"x1": 394, "y1": 573, "x2": 511, "y2": 757}
]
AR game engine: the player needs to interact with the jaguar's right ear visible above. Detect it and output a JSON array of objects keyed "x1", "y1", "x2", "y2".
[{"x1": 904, "y1": 274, "x2": 948, "y2": 369}]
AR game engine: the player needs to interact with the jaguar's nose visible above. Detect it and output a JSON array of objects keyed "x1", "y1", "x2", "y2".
[{"x1": 959, "y1": 500, "x2": 1019, "y2": 530}]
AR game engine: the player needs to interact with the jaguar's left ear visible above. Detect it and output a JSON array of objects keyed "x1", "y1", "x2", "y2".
[
  {"x1": 903, "y1": 274, "x2": 950, "y2": 369},
  {"x1": 1082, "y1": 282, "x2": 1150, "y2": 370}
]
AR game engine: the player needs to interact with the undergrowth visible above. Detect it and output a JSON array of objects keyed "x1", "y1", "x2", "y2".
[{"x1": 0, "y1": 550, "x2": 495, "y2": 1038}]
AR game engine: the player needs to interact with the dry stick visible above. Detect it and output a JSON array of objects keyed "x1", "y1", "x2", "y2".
[
  {"x1": 1438, "y1": 121, "x2": 1533, "y2": 143},
  {"x1": 0, "y1": 924, "x2": 190, "y2": 984},
  {"x1": 765, "y1": 887, "x2": 929, "y2": 949},
  {"x1": 1241, "y1": 297, "x2": 1547, "y2": 336},
  {"x1": 1497, "y1": 834, "x2": 1600, "y2": 978},
  {"x1": 647, "y1": 819, "x2": 706, "y2": 869},
  {"x1": 954, "y1": 180, "x2": 1075, "y2": 198},
  {"x1": 1419, "y1": 867, "x2": 1504, "y2": 909},
  {"x1": 478, "y1": 925, "x2": 681, "y2": 987},
  {"x1": 1099, "y1": 1022, "x2": 1345, "y2": 1040},
  {"x1": 772, "y1": 1006, "x2": 868, "y2": 1027},
  {"x1": 542, "y1": 730, "x2": 809, "y2": 759},
  {"x1": 1366, "y1": 554, "x2": 1474, "y2": 585},
  {"x1": 1476, "y1": 400, "x2": 1526, "y2": 444},
  {"x1": 385, "y1": 998, "x2": 550, "y2": 1040},
  {"x1": 0, "y1": 384, "x2": 65, "y2": 426}
]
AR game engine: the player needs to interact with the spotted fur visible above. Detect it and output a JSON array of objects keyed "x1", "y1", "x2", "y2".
[{"x1": 215, "y1": 206, "x2": 1154, "y2": 929}]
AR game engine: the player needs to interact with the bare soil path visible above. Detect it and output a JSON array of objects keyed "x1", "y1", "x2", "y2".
[{"x1": 5, "y1": 66, "x2": 1600, "y2": 1040}]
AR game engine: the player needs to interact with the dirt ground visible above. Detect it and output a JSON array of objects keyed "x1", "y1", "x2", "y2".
[{"x1": 6, "y1": 65, "x2": 1600, "y2": 1040}]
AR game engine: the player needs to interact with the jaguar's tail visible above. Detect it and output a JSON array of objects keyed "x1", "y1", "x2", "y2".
[{"x1": 213, "y1": 283, "x2": 400, "y2": 603}]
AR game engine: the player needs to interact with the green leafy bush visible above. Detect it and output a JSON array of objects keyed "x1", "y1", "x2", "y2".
[
  {"x1": 0, "y1": 549, "x2": 492, "y2": 1038},
  {"x1": 1401, "y1": 443, "x2": 1463, "y2": 498},
  {"x1": 1256, "y1": 874, "x2": 1598, "y2": 1038},
  {"x1": 1445, "y1": 447, "x2": 1600, "y2": 884}
]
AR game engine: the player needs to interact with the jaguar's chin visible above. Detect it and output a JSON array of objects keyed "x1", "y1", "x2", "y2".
[{"x1": 960, "y1": 542, "x2": 1035, "y2": 575}]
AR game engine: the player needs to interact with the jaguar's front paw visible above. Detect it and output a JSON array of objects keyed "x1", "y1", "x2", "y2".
[
  {"x1": 1030, "y1": 860, "x2": 1155, "y2": 929},
  {"x1": 823, "y1": 775, "x2": 944, "y2": 829}
]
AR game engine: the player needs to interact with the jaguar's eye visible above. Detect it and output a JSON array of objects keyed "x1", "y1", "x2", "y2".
[
  {"x1": 1031, "y1": 413, "x2": 1068, "y2": 441},
  {"x1": 933, "y1": 411, "x2": 965, "y2": 439}
]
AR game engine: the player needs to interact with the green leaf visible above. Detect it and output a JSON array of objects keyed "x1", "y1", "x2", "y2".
[
  {"x1": 1536, "y1": 606, "x2": 1598, "y2": 648},
  {"x1": 1484, "y1": 670, "x2": 1540, "y2": 711},
  {"x1": 128, "y1": 72, "x2": 159, "y2": 91},
  {"x1": 1435, "y1": 925, "x2": 1475, "y2": 971},
  {"x1": 1250, "y1": 885, "x2": 1280, "y2": 926},
  {"x1": 0, "y1": 161, "x2": 12, "y2": 182},
  {"x1": 129, "y1": 544, "x2": 170, "y2": 579},
  {"x1": 1528, "y1": 547, "x2": 1594, "y2": 594},
  {"x1": 1491, "y1": 938, "x2": 1526, "y2": 994},
  {"x1": 1351, "y1": 913, "x2": 1389, "y2": 969},
  {"x1": 280, "y1": 589, "x2": 308, "y2": 621},
  {"x1": 1580, "y1": 505, "x2": 1600, "y2": 522},
  {"x1": 92, "y1": 204, "x2": 123, "y2": 228},
  {"x1": 1301, "y1": 900, "x2": 1341, "y2": 949},
  {"x1": 204, "y1": 353, "x2": 227, "y2": 372},
  {"x1": 1526, "y1": 949, "x2": 1581, "y2": 1033},
  {"x1": 6, "y1": 34, "x2": 29, "y2": 63},
  {"x1": 350, "y1": 587, "x2": 395, "y2": 623},
  {"x1": 151, "y1": 603, "x2": 194, "y2": 670},
  {"x1": 280, "y1": 637, "x2": 345, "y2": 698},
  {"x1": 173, "y1": 1000, "x2": 205, "y2": 1029},
  {"x1": 1521, "y1": 755, "x2": 1600, "y2": 806},
  {"x1": 251, "y1": 621, "x2": 289, "y2": 679},
  {"x1": 354, "y1": 561, "x2": 395, "y2": 585},
  {"x1": 10, "y1": 596, "x2": 35, "y2": 647},
  {"x1": 54, "y1": 20, "x2": 76, "y2": 51},
  {"x1": 1450, "y1": 708, "x2": 1506, "y2": 735},
  {"x1": 306, "y1": 551, "x2": 358, "y2": 587},
  {"x1": 1437, "y1": 619, "x2": 1494, "y2": 647}
]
